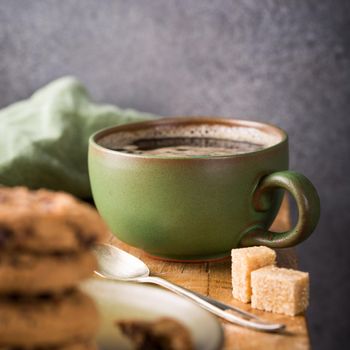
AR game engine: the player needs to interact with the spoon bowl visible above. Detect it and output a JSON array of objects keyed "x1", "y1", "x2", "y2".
[{"x1": 93, "y1": 243, "x2": 149, "y2": 280}]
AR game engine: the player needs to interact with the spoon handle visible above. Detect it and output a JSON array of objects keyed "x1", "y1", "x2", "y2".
[{"x1": 136, "y1": 276, "x2": 285, "y2": 332}]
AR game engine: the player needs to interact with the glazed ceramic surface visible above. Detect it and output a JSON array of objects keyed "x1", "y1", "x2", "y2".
[
  {"x1": 89, "y1": 118, "x2": 320, "y2": 261},
  {"x1": 82, "y1": 279, "x2": 224, "y2": 350}
]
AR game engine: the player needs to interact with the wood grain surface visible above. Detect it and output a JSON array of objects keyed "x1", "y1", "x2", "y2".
[{"x1": 107, "y1": 196, "x2": 310, "y2": 350}]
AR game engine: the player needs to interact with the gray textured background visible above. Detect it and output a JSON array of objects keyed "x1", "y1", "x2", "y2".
[{"x1": 1, "y1": 0, "x2": 349, "y2": 348}]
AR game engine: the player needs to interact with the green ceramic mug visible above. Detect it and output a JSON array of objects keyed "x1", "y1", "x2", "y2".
[{"x1": 88, "y1": 117, "x2": 320, "y2": 261}]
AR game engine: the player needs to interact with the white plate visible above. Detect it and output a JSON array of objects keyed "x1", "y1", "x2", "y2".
[{"x1": 82, "y1": 279, "x2": 224, "y2": 350}]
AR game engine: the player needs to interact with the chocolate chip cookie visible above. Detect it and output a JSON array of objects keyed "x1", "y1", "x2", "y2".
[
  {"x1": 0, "y1": 250, "x2": 97, "y2": 294},
  {"x1": 0, "y1": 187, "x2": 108, "y2": 252},
  {"x1": 0, "y1": 290, "x2": 99, "y2": 347},
  {"x1": 116, "y1": 317, "x2": 193, "y2": 350}
]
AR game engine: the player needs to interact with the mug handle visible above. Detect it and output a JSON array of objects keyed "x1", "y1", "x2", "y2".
[{"x1": 239, "y1": 171, "x2": 320, "y2": 248}]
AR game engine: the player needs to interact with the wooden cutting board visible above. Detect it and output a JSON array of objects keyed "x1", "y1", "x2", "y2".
[{"x1": 107, "y1": 196, "x2": 310, "y2": 350}]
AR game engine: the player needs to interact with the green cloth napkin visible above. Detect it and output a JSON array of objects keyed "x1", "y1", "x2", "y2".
[{"x1": 0, "y1": 77, "x2": 158, "y2": 198}]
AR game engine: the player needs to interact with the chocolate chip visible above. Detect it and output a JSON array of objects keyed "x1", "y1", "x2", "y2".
[
  {"x1": 74, "y1": 229, "x2": 96, "y2": 248},
  {"x1": 37, "y1": 292, "x2": 53, "y2": 300},
  {"x1": 67, "y1": 221, "x2": 97, "y2": 248},
  {"x1": 52, "y1": 251, "x2": 75, "y2": 261},
  {"x1": 81, "y1": 234, "x2": 96, "y2": 248},
  {"x1": 0, "y1": 226, "x2": 13, "y2": 248}
]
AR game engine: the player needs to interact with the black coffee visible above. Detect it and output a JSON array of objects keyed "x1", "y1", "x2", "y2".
[{"x1": 112, "y1": 137, "x2": 265, "y2": 157}]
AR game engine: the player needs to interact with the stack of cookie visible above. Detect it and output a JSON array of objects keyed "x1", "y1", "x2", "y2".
[{"x1": 0, "y1": 187, "x2": 107, "y2": 349}]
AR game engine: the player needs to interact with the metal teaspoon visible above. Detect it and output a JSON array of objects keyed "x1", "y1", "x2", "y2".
[{"x1": 93, "y1": 243, "x2": 285, "y2": 332}]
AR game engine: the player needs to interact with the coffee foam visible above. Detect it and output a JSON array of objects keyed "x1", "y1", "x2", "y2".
[{"x1": 97, "y1": 124, "x2": 282, "y2": 155}]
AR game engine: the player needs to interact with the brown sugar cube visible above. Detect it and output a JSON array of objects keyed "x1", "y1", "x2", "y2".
[
  {"x1": 231, "y1": 246, "x2": 276, "y2": 303},
  {"x1": 251, "y1": 266, "x2": 309, "y2": 316}
]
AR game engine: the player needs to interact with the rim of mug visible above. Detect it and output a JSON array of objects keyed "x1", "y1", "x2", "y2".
[{"x1": 89, "y1": 116, "x2": 288, "y2": 160}]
